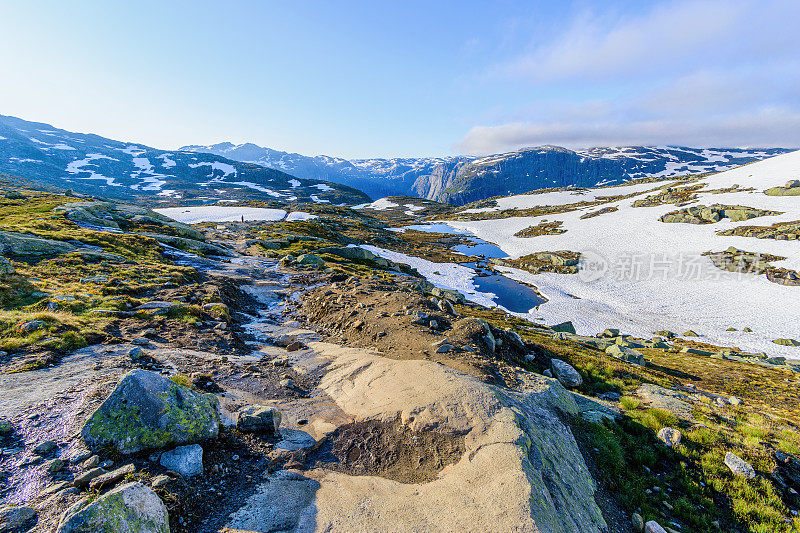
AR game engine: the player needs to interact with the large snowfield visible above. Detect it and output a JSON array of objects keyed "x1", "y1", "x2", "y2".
[
  {"x1": 442, "y1": 151, "x2": 800, "y2": 358},
  {"x1": 154, "y1": 206, "x2": 316, "y2": 223}
]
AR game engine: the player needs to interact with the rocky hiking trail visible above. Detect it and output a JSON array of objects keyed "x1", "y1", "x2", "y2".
[
  {"x1": 0, "y1": 238, "x2": 620, "y2": 532},
  {"x1": 3, "y1": 188, "x2": 800, "y2": 533}
]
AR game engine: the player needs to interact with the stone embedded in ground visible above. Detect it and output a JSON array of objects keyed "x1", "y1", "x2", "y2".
[
  {"x1": 159, "y1": 444, "x2": 203, "y2": 477},
  {"x1": 644, "y1": 521, "x2": 668, "y2": 533},
  {"x1": 237, "y1": 406, "x2": 282, "y2": 435},
  {"x1": 551, "y1": 321, "x2": 576, "y2": 334},
  {"x1": 724, "y1": 451, "x2": 756, "y2": 479},
  {"x1": 657, "y1": 427, "x2": 682, "y2": 448},
  {"x1": 151, "y1": 474, "x2": 171, "y2": 489},
  {"x1": 636, "y1": 384, "x2": 693, "y2": 420},
  {"x1": 632, "y1": 512, "x2": 644, "y2": 532},
  {"x1": 81, "y1": 370, "x2": 220, "y2": 454},
  {"x1": 33, "y1": 440, "x2": 57, "y2": 456},
  {"x1": 0, "y1": 231, "x2": 77, "y2": 257},
  {"x1": 88, "y1": 463, "x2": 135, "y2": 491},
  {"x1": 73, "y1": 467, "x2": 107, "y2": 489},
  {"x1": 550, "y1": 358, "x2": 583, "y2": 388},
  {"x1": 0, "y1": 505, "x2": 37, "y2": 532},
  {"x1": 56, "y1": 482, "x2": 168, "y2": 533}
]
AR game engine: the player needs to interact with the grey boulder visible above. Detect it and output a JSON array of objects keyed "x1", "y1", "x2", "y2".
[
  {"x1": 550, "y1": 359, "x2": 583, "y2": 388},
  {"x1": 81, "y1": 370, "x2": 220, "y2": 454},
  {"x1": 56, "y1": 482, "x2": 169, "y2": 533},
  {"x1": 724, "y1": 451, "x2": 756, "y2": 479},
  {"x1": 160, "y1": 444, "x2": 203, "y2": 477}
]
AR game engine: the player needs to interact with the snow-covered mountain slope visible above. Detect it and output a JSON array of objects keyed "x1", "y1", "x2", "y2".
[
  {"x1": 0, "y1": 115, "x2": 369, "y2": 205},
  {"x1": 438, "y1": 151, "x2": 800, "y2": 358},
  {"x1": 181, "y1": 141, "x2": 456, "y2": 200},
  {"x1": 183, "y1": 141, "x2": 790, "y2": 204}
]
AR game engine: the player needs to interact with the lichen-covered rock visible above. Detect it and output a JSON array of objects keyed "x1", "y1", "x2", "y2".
[
  {"x1": 550, "y1": 359, "x2": 583, "y2": 388},
  {"x1": 297, "y1": 253, "x2": 324, "y2": 266},
  {"x1": 724, "y1": 451, "x2": 756, "y2": 479},
  {"x1": 81, "y1": 370, "x2": 220, "y2": 454},
  {"x1": 657, "y1": 427, "x2": 682, "y2": 448},
  {"x1": 605, "y1": 344, "x2": 645, "y2": 365},
  {"x1": 56, "y1": 482, "x2": 169, "y2": 533},
  {"x1": 0, "y1": 231, "x2": 77, "y2": 257},
  {"x1": 0, "y1": 256, "x2": 14, "y2": 275},
  {"x1": 0, "y1": 505, "x2": 37, "y2": 532}
]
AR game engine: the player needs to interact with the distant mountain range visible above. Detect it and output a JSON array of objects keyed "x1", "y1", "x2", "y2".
[
  {"x1": 0, "y1": 113, "x2": 790, "y2": 207},
  {"x1": 0, "y1": 115, "x2": 369, "y2": 205},
  {"x1": 183, "y1": 142, "x2": 793, "y2": 204}
]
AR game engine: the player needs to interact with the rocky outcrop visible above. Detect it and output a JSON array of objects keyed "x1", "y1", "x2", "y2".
[
  {"x1": 226, "y1": 342, "x2": 607, "y2": 532},
  {"x1": 81, "y1": 370, "x2": 220, "y2": 454},
  {"x1": 0, "y1": 231, "x2": 76, "y2": 257},
  {"x1": 660, "y1": 204, "x2": 781, "y2": 224},
  {"x1": 765, "y1": 180, "x2": 800, "y2": 196},
  {"x1": 56, "y1": 482, "x2": 169, "y2": 533}
]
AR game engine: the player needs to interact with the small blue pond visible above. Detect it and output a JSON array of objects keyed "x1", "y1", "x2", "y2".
[{"x1": 401, "y1": 223, "x2": 545, "y2": 312}]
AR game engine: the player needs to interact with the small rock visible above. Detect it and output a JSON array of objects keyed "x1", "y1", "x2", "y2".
[
  {"x1": 0, "y1": 419, "x2": 14, "y2": 437},
  {"x1": 632, "y1": 512, "x2": 644, "y2": 532},
  {"x1": 130, "y1": 338, "x2": 150, "y2": 346},
  {"x1": 645, "y1": 521, "x2": 668, "y2": 533},
  {"x1": 159, "y1": 444, "x2": 203, "y2": 477},
  {"x1": 88, "y1": 463, "x2": 135, "y2": 491},
  {"x1": 33, "y1": 441, "x2": 57, "y2": 456},
  {"x1": 543, "y1": 368, "x2": 553, "y2": 378},
  {"x1": 286, "y1": 341, "x2": 303, "y2": 352},
  {"x1": 657, "y1": 427, "x2": 682, "y2": 448},
  {"x1": 73, "y1": 467, "x2": 108, "y2": 489},
  {"x1": 724, "y1": 451, "x2": 756, "y2": 479},
  {"x1": 551, "y1": 321, "x2": 576, "y2": 334},
  {"x1": 67, "y1": 449, "x2": 92, "y2": 465},
  {"x1": 99, "y1": 460, "x2": 114, "y2": 469},
  {"x1": 729, "y1": 396, "x2": 742, "y2": 406},
  {"x1": 597, "y1": 391, "x2": 621, "y2": 402},
  {"x1": 0, "y1": 506, "x2": 37, "y2": 532},
  {"x1": 237, "y1": 406, "x2": 282, "y2": 435},
  {"x1": 151, "y1": 474, "x2": 171, "y2": 489},
  {"x1": 435, "y1": 344, "x2": 455, "y2": 353},
  {"x1": 44, "y1": 458, "x2": 66, "y2": 474},
  {"x1": 279, "y1": 378, "x2": 294, "y2": 389},
  {"x1": 550, "y1": 359, "x2": 583, "y2": 388}
]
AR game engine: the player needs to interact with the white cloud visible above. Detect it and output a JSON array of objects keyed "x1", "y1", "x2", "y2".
[
  {"x1": 461, "y1": 1, "x2": 800, "y2": 154},
  {"x1": 456, "y1": 107, "x2": 800, "y2": 154},
  {"x1": 494, "y1": 0, "x2": 797, "y2": 83}
]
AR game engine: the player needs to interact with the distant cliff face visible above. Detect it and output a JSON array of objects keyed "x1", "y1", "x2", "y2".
[
  {"x1": 184, "y1": 142, "x2": 792, "y2": 204},
  {"x1": 411, "y1": 146, "x2": 793, "y2": 204}
]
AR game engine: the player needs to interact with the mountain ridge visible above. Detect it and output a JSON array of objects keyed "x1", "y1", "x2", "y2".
[
  {"x1": 182, "y1": 141, "x2": 792, "y2": 204},
  {"x1": 0, "y1": 114, "x2": 370, "y2": 206}
]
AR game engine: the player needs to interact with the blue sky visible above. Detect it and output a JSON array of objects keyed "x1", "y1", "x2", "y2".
[{"x1": 1, "y1": 0, "x2": 798, "y2": 157}]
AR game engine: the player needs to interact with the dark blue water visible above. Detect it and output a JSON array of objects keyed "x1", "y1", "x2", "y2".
[
  {"x1": 401, "y1": 223, "x2": 543, "y2": 312},
  {"x1": 453, "y1": 241, "x2": 508, "y2": 259},
  {"x1": 466, "y1": 263, "x2": 546, "y2": 312}
]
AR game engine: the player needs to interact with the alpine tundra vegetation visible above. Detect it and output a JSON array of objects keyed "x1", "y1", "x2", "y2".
[{"x1": 2, "y1": 1, "x2": 800, "y2": 532}]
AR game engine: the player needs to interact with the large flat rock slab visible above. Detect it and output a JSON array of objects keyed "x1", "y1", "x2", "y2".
[{"x1": 225, "y1": 342, "x2": 606, "y2": 533}]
